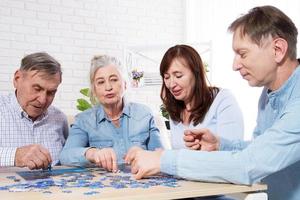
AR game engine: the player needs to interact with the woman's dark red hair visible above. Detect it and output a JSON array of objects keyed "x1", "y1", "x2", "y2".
[{"x1": 160, "y1": 44, "x2": 219, "y2": 125}]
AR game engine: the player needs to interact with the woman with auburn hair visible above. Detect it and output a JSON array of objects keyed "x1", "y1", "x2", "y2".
[{"x1": 160, "y1": 44, "x2": 244, "y2": 150}]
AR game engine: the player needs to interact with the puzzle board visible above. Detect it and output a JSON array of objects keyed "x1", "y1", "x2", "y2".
[
  {"x1": 0, "y1": 166, "x2": 268, "y2": 200},
  {"x1": 0, "y1": 166, "x2": 179, "y2": 200}
]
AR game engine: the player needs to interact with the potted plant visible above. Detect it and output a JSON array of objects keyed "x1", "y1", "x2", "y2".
[
  {"x1": 76, "y1": 88, "x2": 95, "y2": 111},
  {"x1": 160, "y1": 104, "x2": 170, "y2": 130}
]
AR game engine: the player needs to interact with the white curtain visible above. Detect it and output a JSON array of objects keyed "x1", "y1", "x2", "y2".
[{"x1": 185, "y1": 0, "x2": 300, "y2": 140}]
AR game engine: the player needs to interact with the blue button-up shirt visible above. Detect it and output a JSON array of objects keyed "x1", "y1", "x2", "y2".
[
  {"x1": 0, "y1": 93, "x2": 68, "y2": 166},
  {"x1": 60, "y1": 102, "x2": 163, "y2": 166},
  {"x1": 161, "y1": 63, "x2": 300, "y2": 200}
]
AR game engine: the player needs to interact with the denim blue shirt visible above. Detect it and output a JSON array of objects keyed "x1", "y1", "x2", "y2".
[
  {"x1": 60, "y1": 102, "x2": 163, "y2": 166},
  {"x1": 161, "y1": 62, "x2": 300, "y2": 200}
]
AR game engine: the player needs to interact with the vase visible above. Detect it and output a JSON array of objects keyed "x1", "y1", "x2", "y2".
[{"x1": 131, "y1": 79, "x2": 139, "y2": 88}]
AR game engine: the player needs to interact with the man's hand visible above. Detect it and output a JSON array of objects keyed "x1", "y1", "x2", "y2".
[
  {"x1": 15, "y1": 144, "x2": 52, "y2": 170},
  {"x1": 130, "y1": 149, "x2": 163, "y2": 179},
  {"x1": 124, "y1": 146, "x2": 143, "y2": 165},
  {"x1": 184, "y1": 128, "x2": 220, "y2": 151},
  {"x1": 85, "y1": 148, "x2": 118, "y2": 172}
]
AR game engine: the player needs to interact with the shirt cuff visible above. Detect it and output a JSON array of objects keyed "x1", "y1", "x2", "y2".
[
  {"x1": 219, "y1": 137, "x2": 233, "y2": 151},
  {"x1": 0, "y1": 147, "x2": 17, "y2": 167},
  {"x1": 80, "y1": 147, "x2": 94, "y2": 165},
  {"x1": 160, "y1": 150, "x2": 179, "y2": 175}
]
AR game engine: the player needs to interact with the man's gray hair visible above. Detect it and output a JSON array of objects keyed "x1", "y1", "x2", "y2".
[
  {"x1": 228, "y1": 5, "x2": 298, "y2": 59},
  {"x1": 20, "y1": 52, "x2": 62, "y2": 80}
]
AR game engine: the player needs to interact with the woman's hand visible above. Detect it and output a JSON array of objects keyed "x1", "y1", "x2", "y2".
[
  {"x1": 124, "y1": 146, "x2": 143, "y2": 165},
  {"x1": 85, "y1": 148, "x2": 118, "y2": 172}
]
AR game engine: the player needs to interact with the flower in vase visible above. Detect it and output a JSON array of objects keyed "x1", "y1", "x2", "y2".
[{"x1": 131, "y1": 69, "x2": 144, "y2": 82}]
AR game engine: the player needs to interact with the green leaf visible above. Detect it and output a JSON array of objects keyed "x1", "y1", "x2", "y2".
[
  {"x1": 80, "y1": 88, "x2": 90, "y2": 97},
  {"x1": 76, "y1": 98, "x2": 92, "y2": 111},
  {"x1": 160, "y1": 104, "x2": 169, "y2": 120},
  {"x1": 203, "y1": 61, "x2": 209, "y2": 72},
  {"x1": 76, "y1": 105, "x2": 87, "y2": 111}
]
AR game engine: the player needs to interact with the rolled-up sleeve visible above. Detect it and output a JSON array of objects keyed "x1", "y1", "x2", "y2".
[{"x1": 59, "y1": 120, "x2": 91, "y2": 166}]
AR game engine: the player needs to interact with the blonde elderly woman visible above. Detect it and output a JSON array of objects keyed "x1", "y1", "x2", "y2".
[{"x1": 60, "y1": 55, "x2": 163, "y2": 172}]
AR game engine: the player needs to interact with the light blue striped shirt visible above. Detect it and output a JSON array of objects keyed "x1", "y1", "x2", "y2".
[
  {"x1": 161, "y1": 63, "x2": 300, "y2": 200},
  {"x1": 0, "y1": 93, "x2": 68, "y2": 166}
]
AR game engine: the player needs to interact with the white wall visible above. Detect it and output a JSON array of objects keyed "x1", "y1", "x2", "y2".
[
  {"x1": 0, "y1": 0, "x2": 185, "y2": 116},
  {"x1": 186, "y1": 0, "x2": 300, "y2": 140}
]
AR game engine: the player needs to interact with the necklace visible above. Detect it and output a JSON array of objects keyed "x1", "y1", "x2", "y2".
[
  {"x1": 109, "y1": 116, "x2": 121, "y2": 121},
  {"x1": 107, "y1": 113, "x2": 122, "y2": 121},
  {"x1": 105, "y1": 105, "x2": 123, "y2": 122}
]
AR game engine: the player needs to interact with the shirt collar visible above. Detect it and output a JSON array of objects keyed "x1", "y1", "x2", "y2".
[
  {"x1": 96, "y1": 99, "x2": 131, "y2": 123},
  {"x1": 10, "y1": 92, "x2": 48, "y2": 121},
  {"x1": 10, "y1": 92, "x2": 24, "y2": 118},
  {"x1": 267, "y1": 61, "x2": 300, "y2": 98}
]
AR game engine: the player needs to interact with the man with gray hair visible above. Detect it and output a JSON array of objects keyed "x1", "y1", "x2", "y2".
[{"x1": 0, "y1": 52, "x2": 68, "y2": 170}]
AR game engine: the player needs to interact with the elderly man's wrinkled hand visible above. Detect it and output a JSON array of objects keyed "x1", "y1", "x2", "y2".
[{"x1": 15, "y1": 144, "x2": 52, "y2": 170}]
